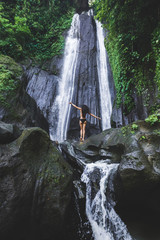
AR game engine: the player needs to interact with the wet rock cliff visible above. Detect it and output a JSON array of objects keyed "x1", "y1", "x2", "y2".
[
  {"x1": 61, "y1": 120, "x2": 160, "y2": 239},
  {"x1": 0, "y1": 122, "x2": 73, "y2": 240}
]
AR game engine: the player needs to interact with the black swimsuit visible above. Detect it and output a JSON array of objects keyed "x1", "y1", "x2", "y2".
[{"x1": 80, "y1": 118, "x2": 86, "y2": 124}]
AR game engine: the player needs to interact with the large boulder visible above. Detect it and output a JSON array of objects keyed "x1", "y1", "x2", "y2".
[
  {"x1": 61, "y1": 120, "x2": 160, "y2": 239},
  {"x1": 0, "y1": 56, "x2": 49, "y2": 133},
  {"x1": 61, "y1": 120, "x2": 160, "y2": 209},
  {"x1": 0, "y1": 121, "x2": 21, "y2": 144},
  {"x1": 0, "y1": 121, "x2": 14, "y2": 144},
  {"x1": 117, "y1": 121, "x2": 160, "y2": 203},
  {"x1": 0, "y1": 126, "x2": 73, "y2": 240}
]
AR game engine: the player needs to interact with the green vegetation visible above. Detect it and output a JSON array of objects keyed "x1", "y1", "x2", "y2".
[
  {"x1": 131, "y1": 123, "x2": 138, "y2": 131},
  {"x1": 121, "y1": 126, "x2": 128, "y2": 136},
  {"x1": 131, "y1": 123, "x2": 138, "y2": 134},
  {"x1": 145, "y1": 110, "x2": 160, "y2": 125},
  {"x1": 152, "y1": 24, "x2": 160, "y2": 92},
  {"x1": 0, "y1": 0, "x2": 75, "y2": 62},
  {"x1": 93, "y1": 0, "x2": 160, "y2": 114},
  {"x1": 121, "y1": 123, "x2": 138, "y2": 136},
  {"x1": 0, "y1": 54, "x2": 22, "y2": 108},
  {"x1": 139, "y1": 135, "x2": 146, "y2": 141},
  {"x1": 0, "y1": 0, "x2": 75, "y2": 110},
  {"x1": 1, "y1": 0, "x2": 160, "y2": 119},
  {"x1": 153, "y1": 130, "x2": 160, "y2": 136}
]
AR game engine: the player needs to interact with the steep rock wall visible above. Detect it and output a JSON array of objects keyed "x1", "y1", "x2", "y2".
[
  {"x1": 74, "y1": 0, "x2": 89, "y2": 13},
  {"x1": 68, "y1": 11, "x2": 101, "y2": 139},
  {"x1": 25, "y1": 10, "x2": 151, "y2": 141},
  {"x1": 0, "y1": 124, "x2": 73, "y2": 240},
  {"x1": 25, "y1": 11, "x2": 106, "y2": 141},
  {"x1": 61, "y1": 120, "x2": 160, "y2": 240}
]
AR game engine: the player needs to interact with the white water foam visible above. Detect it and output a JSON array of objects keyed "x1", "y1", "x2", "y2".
[{"x1": 81, "y1": 160, "x2": 133, "y2": 240}]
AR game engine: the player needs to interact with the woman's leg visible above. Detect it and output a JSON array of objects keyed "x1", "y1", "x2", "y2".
[
  {"x1": 82, "y1": 122, "x2": 86, "y2": 141},
  {"x1": 79, "y1": 121, "x2": 83, "y2": 141}
]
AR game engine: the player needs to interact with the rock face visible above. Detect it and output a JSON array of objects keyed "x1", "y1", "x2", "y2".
[
  {"x1": 24, "y1": 66, "x2": 60, "y2": 137},
  {"x1": 1, "y1": 89, "x2": 49, "y2": 134},
  {"x1": 74, "y1": 0, "x2": 89, "y2": 13},
  {"x1": 24, "y1": 10, "x2": 155, "y2": 141},
  {"x1": 24, "y1": 12, "x2": 103, "y2": 140},
  {"x1": 62, "y1": 120, "x2": 160, "y2": 182},
  {"x1": 0, "y1": 125, "x2": 73, "y2": 240},
  {"x1": 61, "y1": 120, "x2": 160, "y2": 238},
  {"x1": 0, "y1": 121, "x2": 15, "y2": 144},
  {"x1": 0, "y1": 58, "x2": 49, "y2": 134},
  {"x1": 68, "y1": 11, "x2": 101, "y2": 139}
]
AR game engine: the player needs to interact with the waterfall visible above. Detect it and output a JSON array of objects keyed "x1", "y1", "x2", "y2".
[
  {"x1": 26, "y1": 11, "x2": 113, "y2": 141},
  {"x1": 96, "y1": 21, "x2": 112, "y2": 130},
  {"x1": 81, "y1": 160, "x2": 133, "y2": 240},
  {"x1": 50, "y1": 14, "x2": 80, "y2": 142}
]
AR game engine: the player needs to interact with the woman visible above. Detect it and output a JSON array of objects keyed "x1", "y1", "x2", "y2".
[{"x1": 69, "y1": 102, "x2": 101, "y2": 142}]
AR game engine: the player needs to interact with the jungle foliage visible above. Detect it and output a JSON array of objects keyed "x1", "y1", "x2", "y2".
[
  {"x1": 0, "y1": 0, "x2": 74, "y2": 110},
  {"x1": 1, "y1": 0, "x2": 160, "y2": 116},
  {"x1": 0, "y1": 54, "x2": 22, "y2": 108},
  {"x1": 0, "y1": 0, "x2": 75, "y2": 62},
  {"x1": 93, "y1": 0, "x2": 160, "y2": 114}
]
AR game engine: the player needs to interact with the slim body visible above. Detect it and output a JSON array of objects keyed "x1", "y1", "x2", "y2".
[{"x1": 69, "y1": 102, "x2": 101, "y2": 141}]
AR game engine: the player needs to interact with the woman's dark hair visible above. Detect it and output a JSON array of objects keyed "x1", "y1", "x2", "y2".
[{"x1": 82, "y1": 105, "x2": 90, "y2": 118}]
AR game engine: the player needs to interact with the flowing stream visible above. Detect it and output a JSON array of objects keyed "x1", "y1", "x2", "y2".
[
  {"x1": 96, "y1": 21, "x2": 112, "y2": 130},
  {"x1": 81, "y1": 160, "x2": 133, "y2": 240}
]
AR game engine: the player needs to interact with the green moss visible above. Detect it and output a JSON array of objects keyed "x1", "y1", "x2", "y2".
[
  {"x1": 121, "y1": 126, "x2": 128, "y2": 136},
  {"x1": 0, "y1": 54, "x2": 22, "y2": 109},
  {"x1": 153, "y1": 130, "x2": 160, "y2": 136},
  {"x1": 136, "y1": 161, "x2": 143, "y2": 167},
  {"x1": 0, "y1": 55, "x2": 22, "y2": 76},
  {"x1": 121, "y1": 123, "x2": 139, "y2": 136},
  {"x1": 16, "y1": 127, "x2": 72, "y2": 189}
]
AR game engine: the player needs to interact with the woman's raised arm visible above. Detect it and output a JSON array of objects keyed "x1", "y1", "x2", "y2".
[
  {"x1": 89, "y1": 112, "x2": 101, "y2": 120},
  {"x1": 69, "y1": 102, "x2": 81, "y2": 110}
]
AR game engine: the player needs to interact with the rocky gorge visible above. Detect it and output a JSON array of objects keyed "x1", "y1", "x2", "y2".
[
  {"x1": 1, "y1": 0, "x2": 160, "y2": 239},
  {"x1": 61, "y1": 119, "x2": 160, "y2": 239},
  {"x1": 0, "y1": 119, "x2": 160, "y2": 239},
  {"x1": 23, "y1": 8, "x2": 157, "y2": 142}
]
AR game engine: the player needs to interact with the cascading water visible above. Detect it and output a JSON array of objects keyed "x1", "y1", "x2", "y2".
[
  {"x1": 96, "y1": 21, "x2": 112, "y2": 130},
  {"x1": 50, "y1": 14, "x2": 80, "y2": 142},
  {"x1": 26, "y1": 10, "x2": 134, "y2": 240},
  {"x1": 81, "y1": 160, "x2": 133, "y2": 240},
  {"x1": 26, "y1": 11, "x2": 113, "y2": 141}
]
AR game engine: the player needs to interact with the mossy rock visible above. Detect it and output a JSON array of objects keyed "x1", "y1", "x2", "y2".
[
  {"x1": 0, "y1": 54, "x2": 22, "y2": 77},
  {"x1": 0, "y1": 55, "x2": 23, "y2": 110},
  {"x1": 0, "y1": 127, "x2": 73, "y2": 239}
]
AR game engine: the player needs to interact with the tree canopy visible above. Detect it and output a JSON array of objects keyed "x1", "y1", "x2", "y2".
[
  {"x1": 1, "y1": 0, "x2": 160, "y2": 115},
  {"x1": 0, "y1": 0, "x2": 74, "y2": 62}
]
